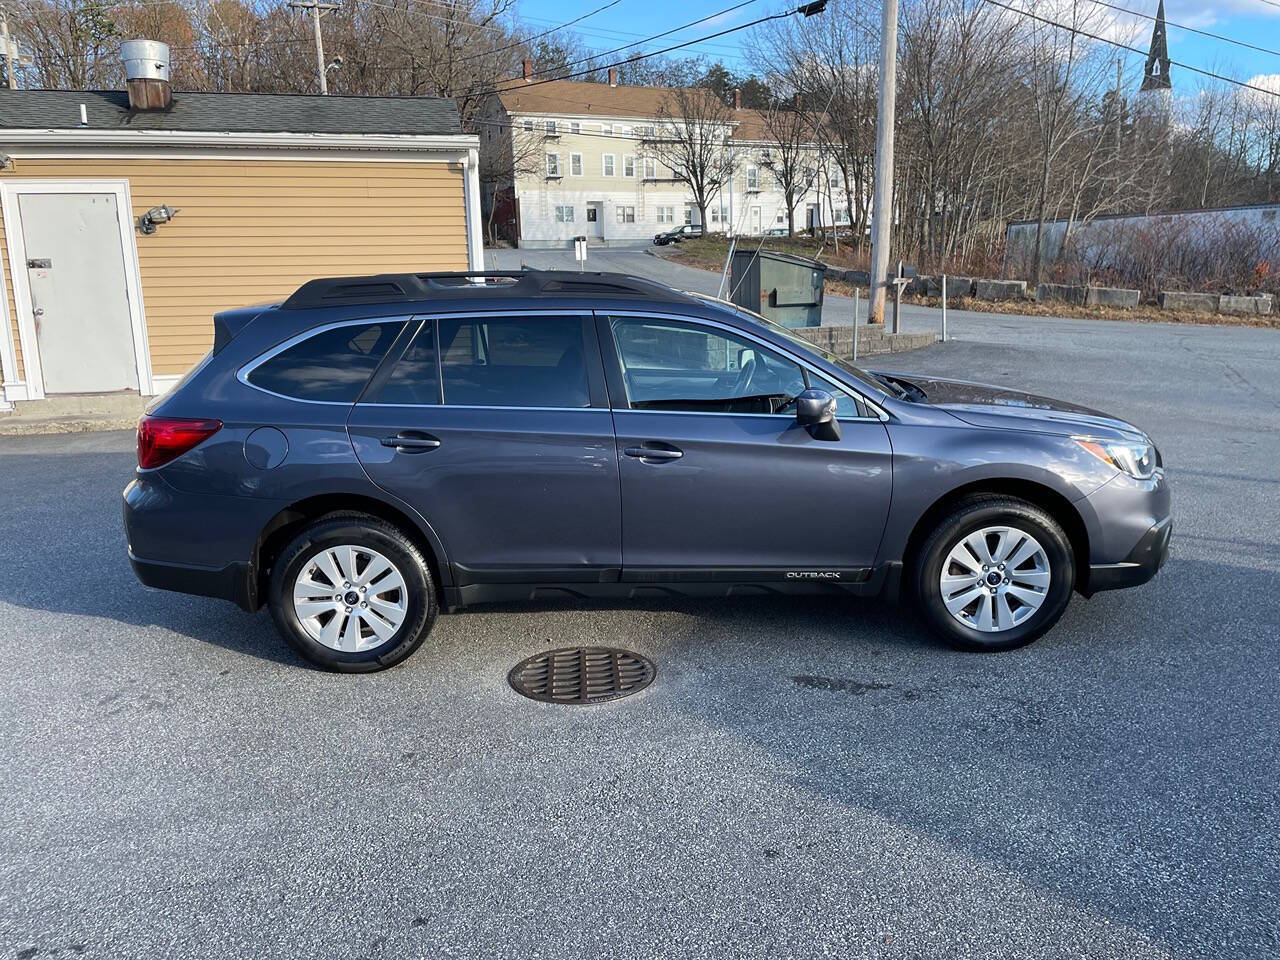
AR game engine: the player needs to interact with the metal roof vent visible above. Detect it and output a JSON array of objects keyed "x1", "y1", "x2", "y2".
[{"x1": 121, "y1": 39, "x2": 172, "y2": 110}]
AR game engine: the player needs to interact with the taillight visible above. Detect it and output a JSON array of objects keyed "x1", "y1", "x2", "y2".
[{"x1": 137, "y1": 416, "x2": 222, "y2": 469}]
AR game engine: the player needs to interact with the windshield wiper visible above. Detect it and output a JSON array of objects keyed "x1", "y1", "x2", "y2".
[{"x1": 874, "y1": 373, "x2": 910, "y2": 399}]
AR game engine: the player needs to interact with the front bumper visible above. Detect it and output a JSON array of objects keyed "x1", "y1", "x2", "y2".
[{"x1": 1083, "y1": 515, "x2": 1172, "y2": 596}]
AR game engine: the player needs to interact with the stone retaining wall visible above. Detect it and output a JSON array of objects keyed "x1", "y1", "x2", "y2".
[{"x1": 793, "y1": 325, "x2": 937, "y2": 358}]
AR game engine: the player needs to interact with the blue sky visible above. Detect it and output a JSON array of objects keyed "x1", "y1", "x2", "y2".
[{"x1": 512, "y1": 0, "x2": 1280, "y2": 95}]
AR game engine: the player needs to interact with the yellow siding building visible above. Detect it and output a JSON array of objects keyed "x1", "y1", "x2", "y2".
[{"x1": 0, "y1": 86, "x2": 481, "y2": 411}]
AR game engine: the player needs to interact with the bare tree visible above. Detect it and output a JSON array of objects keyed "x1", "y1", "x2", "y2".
[
  {"x1": 756, "y1": 100, "x2": 813, "y2": 236},
  {"x1": 476, "y1": 94, "x2": 547, "y2": 243},
  {"x1": 642, "y1": 87, "x2": 738, "y2": 230}
]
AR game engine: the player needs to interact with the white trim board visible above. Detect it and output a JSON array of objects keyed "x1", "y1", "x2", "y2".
[
  {"x1": 6, "y1": 145, "x2": 474, "y2": 165},
  {"x1": 2, "y1": 130, "x2": 478, "y2": 152},
  {"x1": 0, "y1": 179, "x2": 155, "y2": 401}
]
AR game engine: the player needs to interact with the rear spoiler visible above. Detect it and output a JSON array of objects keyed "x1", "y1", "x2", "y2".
[{"x1": 212, "y1": 303, "x2": 278, "y2": 355}]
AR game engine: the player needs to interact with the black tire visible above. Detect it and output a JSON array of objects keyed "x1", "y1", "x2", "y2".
[
  {"x1": 914, "y1": 496, "x2": 1074, "y2": 652},
  {"x1": 267, "y1": 513, "x2": 437, "y2": 672}
]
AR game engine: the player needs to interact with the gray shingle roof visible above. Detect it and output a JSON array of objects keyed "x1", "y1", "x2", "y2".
[{"x1": 0, "y1": 89, "x2": 462, "y2": 135}]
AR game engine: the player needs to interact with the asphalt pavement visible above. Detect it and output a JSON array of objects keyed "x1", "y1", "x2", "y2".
[{"x1": 1, "y1": 293, "x2": 1278, "y2": 958}]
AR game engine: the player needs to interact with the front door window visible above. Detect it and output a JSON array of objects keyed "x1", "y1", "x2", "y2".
[{"x1": 610, "y1": 317, "x2": 805, "y2": 415}]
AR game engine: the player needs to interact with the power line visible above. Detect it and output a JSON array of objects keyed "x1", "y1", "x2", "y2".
[
  {"x1": 514, "y1": 13, "x2": 747, "y2": 56},
  {"x1": 981, "y1": 0, "x2": 1280, "y2": 100},
  {"x1": 457, "y1": 0, "x2": 622, "y2": 64},
  {"x1": 1086, "y1": 0, "x2": 1280, "y2": 59},
  {"x1": 468, "y1": 0, "x2": 770, "y2": 98},
  {"x1": 353, "y1": 0, "x2": 513, "y2": 34}
]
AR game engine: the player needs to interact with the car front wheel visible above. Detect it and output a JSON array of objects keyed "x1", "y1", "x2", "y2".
[
  {"x1": 267, "y1": 514, "x2": 438, "y2": 672},
  {"x1": 915, "y1": 496, "x2": 1074, "y2": 652}
]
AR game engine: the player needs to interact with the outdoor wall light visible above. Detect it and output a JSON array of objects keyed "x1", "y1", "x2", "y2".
[
  {"x1": 0, "y1": 154, "x2": 12, "y2": 170},
  {"x1": 137, "y1": 204, "x2": 180, "y2": 235}
]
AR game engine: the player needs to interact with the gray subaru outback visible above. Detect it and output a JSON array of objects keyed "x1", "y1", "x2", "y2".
[{"x1": 124, "y1": 271, "x2": 1171, "y2": 672}]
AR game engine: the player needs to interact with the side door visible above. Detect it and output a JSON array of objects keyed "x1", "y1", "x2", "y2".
[
  {"x1": 600, "y1": 312, "x2": 893, "y2": 580},
  {"x1": 347, "y1": 311, "x2": 621, "y2": 584}
]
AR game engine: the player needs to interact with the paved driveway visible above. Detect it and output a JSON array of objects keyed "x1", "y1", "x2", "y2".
[
  {"x1": 488, "y1": 244, "x2": 971, "y2": 330},
  {"x1": 1, "y1": 310, "x2": 1278, "y2": 958}
]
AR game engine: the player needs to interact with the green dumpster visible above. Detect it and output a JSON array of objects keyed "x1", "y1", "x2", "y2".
[{"x1": 729, "y1": 248, "x2": 827, "y2": 327}]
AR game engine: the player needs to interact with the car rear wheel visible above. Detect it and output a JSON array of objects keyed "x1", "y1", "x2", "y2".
[
  {"x1": 915, "y1": 496, "x2": 1074, "y2": 652},
  {"x1": 268, "y1": 514, "x2": 437, "y2": 672}
]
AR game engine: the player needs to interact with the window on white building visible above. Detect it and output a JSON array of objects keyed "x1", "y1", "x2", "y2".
[
  {"x1": 620, "y1": 126, "x2": 632, "y2": 136},
  {"x1": 545, "y1": 153, "x2": 561, "y2": 177},
  {"x1": 642, "y1": 157, "x2": 657, "y2": 179},
  {"x1": 601, "y1": 124, "x2": 614, "y2": 136},
  {"x1": 569, "y1": 121, "x2": 581, "y2": 134},
  {"x1": 522, "y1": 119, "x2": 534, "y2": 132},
  {"x1": 623, "y1": 155, "x2": 636, "y2": 178},
  {"x1": 746, "y1": 166, "x2": 759, "y2": 191},
  {"x1": 555, "y1": 205, "x2": 575, "y2": 223},
  {"x1": 616, "y1": 206, "x2": 636, "y2": 223},
  {"x1": 656, "y1": 206, "x2": 674, "y2": 223},
  {"x1": 602, "y1": 154, "x2": 616, "y2": 176},
  {"x1": 545, "y1": 120, "x2": 558, "y2": 135},
  {"x1": 570, "y1": 153, "x2": 583, "y2": 176},
  {"x1": 684, "y1": 206, "x2": 694, "y2": 224},
  {"x1": 776, "y1": 209, "x2": 785, "y2": 224},
  {"x1": 638, "y1": 124, "x2": 656, "y2": 137}
]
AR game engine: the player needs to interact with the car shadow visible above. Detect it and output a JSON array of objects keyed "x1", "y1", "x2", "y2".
[{"x1": 645, "y1": 554, "x2": 1275, "y2": 954}]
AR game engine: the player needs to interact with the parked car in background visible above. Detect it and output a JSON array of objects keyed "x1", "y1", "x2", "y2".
[
  {"x1": 124, "y1": 270, "x2": 1171, "y2": 672},
  {"x1": 653, "y1": 224, "x2": 703, "y2": 245}
]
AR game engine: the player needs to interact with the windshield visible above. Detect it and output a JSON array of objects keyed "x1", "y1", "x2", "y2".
[{"x1": 687, "y1": 293, "x2": 891, "y2": 397}]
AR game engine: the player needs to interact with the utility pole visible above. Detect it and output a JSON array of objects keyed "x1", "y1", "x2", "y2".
[
  {"x1": 1, "y1": 6, "x2": 23, "y2": 90},
  {"x1": 289, "y1": 0, "x2": 339, "y2": 95},
  {"x1": 867, "y1": 0, "x2": 899, "y2": 325}
]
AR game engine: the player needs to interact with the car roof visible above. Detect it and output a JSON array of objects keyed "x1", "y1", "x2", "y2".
[{"x1": 280, "y1": 270, "x2": 701, "y2": 311}]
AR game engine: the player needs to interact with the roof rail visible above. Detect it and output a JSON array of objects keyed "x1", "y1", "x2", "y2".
[{"x1": 280, "y1": 269, "x2": 694, "y2": 310}]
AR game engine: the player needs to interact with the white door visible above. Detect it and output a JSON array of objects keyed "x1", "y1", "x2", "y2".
[
  {"x1": 586, "y1": 202, "x2": 604, "y2": 239},
  {"x1": 19, "y1": 192, "x2": 139, "y2": 394},
  {"x1": 750, "y1": 206, "x2": 761, "y2": 235}
]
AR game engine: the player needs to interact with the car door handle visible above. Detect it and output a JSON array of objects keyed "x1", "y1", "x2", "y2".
[
  {"x1": 381, "y1": 432, "x2": 441, "y2": 453},
  {"x1": 624, "y1": 445, "x2": 683, "y2": 461}
]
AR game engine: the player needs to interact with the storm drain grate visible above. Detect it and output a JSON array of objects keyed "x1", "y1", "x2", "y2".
[{"x1": 508, "y1": 647, "x2": 655, "y2": 705}]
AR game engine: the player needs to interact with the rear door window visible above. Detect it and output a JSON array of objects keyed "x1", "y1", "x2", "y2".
[
  {"x1": 246, "y1": 320, "x2": 405, "y2": 403},
  {"x1": 370, "y1": 320, "x2": 439, "y2": 405},
  {"x1": 437, "y1": 315, "x2": 590, "y2": 408}
]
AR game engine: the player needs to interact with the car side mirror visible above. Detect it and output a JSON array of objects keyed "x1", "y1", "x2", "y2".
[{"x1": 795, "y1": 388, "x2": 841, "y2": 441}]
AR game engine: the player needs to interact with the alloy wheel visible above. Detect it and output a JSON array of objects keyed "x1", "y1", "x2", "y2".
[
  {"x1": 939, "y1": 525, "x2": 1051, "y2": 633},
  {"x1": 292, "y1": 545, "x2": 408, "y2": 652}
]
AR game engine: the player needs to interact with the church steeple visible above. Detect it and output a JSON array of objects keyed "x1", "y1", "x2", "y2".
[{"x1": 1141, "y1": 0, "x2": 1172, "y2": 91}]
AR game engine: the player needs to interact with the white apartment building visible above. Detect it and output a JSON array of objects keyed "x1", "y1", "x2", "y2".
[{"x1": 480, "y1": 68, "x2": 845, "y2": 249}]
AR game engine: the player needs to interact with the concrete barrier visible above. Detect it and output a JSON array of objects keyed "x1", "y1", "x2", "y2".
[
  {"x1": 974, "y1": 279, "x2": 1027, "y2": 301},
  {"x1": 1036, "y1": 283, "x2": 1087, "y2": 305},
  {"x1": 793, "y1": 325, "x2": 937, "y2": 357},
  {"x1": 1218, "y1": 295, "x2": 1273, "y2": 316},
  {"x1": 926, "y1": 276, "x2": 973, "y2": 298},
  {"x1": 1158, "y1": 291, "x2": 1218, "y2": 313},
  {"x1": 1085, "y1": 286, "x2": 1140, "y2": 308}
]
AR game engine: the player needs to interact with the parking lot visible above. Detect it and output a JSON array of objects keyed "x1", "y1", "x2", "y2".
[{"x1": 2, "y1": 307, "x2": 1278, "y2": 958}]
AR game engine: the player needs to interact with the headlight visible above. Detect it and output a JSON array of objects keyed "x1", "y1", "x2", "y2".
[{"x1": 1074, "y1": 437, "x2": 1160, "y2": 480}]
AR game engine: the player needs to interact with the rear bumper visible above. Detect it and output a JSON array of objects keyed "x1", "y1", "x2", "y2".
[
  {"x1": 1083, "y1": 516, "x2": 1172, "y2": 596},
  {"x1": 129, "y1": 551, "x2": 255, "y2": 610},
  {"x1": 123, "y1": 475, "x2": 276, "y2": 611}
]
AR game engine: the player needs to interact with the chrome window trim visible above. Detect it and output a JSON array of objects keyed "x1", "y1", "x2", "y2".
[
  {"x1": 237, "y1": 315, "x2": 414, "y2": 406},
  {"x1": 357, "y1": 403, "x2": 603, "y2": 413},
  {"x1": 603, "y1": 310, "x2": 891, "y2": 422},
  {"x1": 240, "y1": 310, "x2": 596, "y2": 407}
]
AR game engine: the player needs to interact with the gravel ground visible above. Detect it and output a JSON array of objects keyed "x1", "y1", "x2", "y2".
[{"x1": 1, "y1": 304, "x2": 1278, "y2": 959}]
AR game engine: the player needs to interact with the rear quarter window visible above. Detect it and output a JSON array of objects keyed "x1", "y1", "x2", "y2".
[{"x1": 246, "y1": 320, "x2": 405, "y2": 403}]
